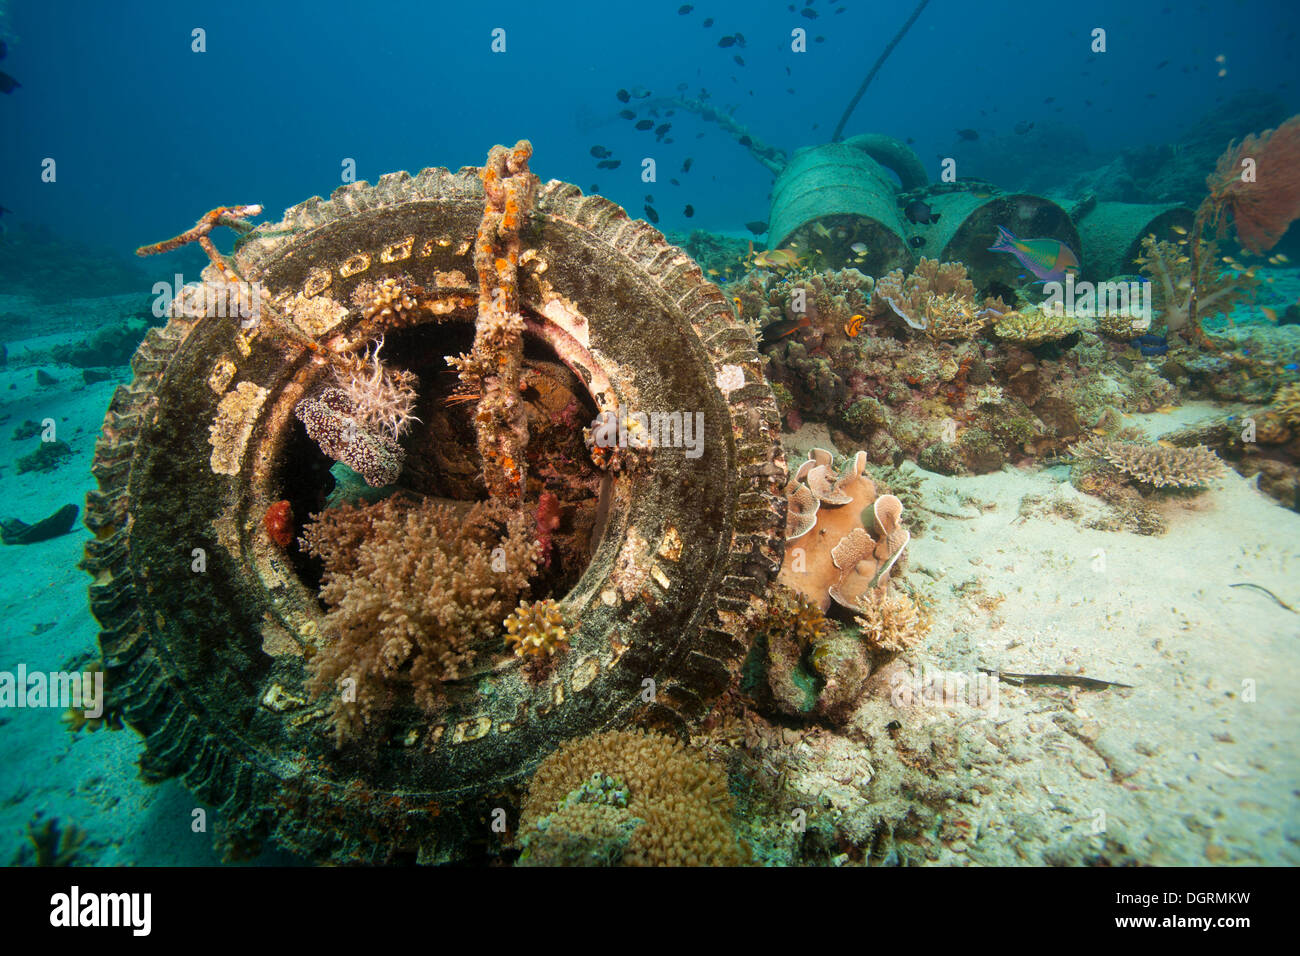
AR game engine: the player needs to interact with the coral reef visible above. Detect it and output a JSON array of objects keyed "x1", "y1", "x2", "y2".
[
  {"x1": 299, "y1": 495, "x2": 540, "y2": 744},
  {"x1": 991, "y1": 306, "x2": 1080, "y2": 347},
  {"x1": 16, "y1": 440, "x2": 72, "y2": 474},
  {"x1": 867, "y1": 258, "x2": 1007, "y2": 341},
  {"x1": 1274, "y1": 382, "x2": 1300, "y2": 428},
  {"x1": 1070, "y1": 437, "x2": 1224, "y2": 490},
  {"x1": 518, "y1": 729, "x2": 746, "y2": 866},
  {"x1": 517, "y1": 773, "x2": 643, "y2": 867}
]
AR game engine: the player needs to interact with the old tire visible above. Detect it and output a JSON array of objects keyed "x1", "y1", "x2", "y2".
[{"x1": 82, "y1": 168, "x2": 786, "y2": 863}]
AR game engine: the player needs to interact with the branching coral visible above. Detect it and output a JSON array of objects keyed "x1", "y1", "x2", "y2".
[
  {"x1": 1134, "y1": 235, "x2": 1256, "y2": 335},
  {"x1": 868, "y1": 258, "x2": 1007, "y2": 341},
  {"x1": 503, "y1": 598, "x2": 569, "y2": 658},
  {"x1": 518, "y1": 729, "x2": 746, "y2": 866},
  {"x1": 299, "y1": 495, "x2": 540, "y2": 744},
  {"x1": 1070, "y1": 437, "x2": 1225, "y2": 490}
]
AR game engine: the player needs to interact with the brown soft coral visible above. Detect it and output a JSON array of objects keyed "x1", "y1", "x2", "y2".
[
  {"x1": 299, "y1": 495, "x2": 540, "y2": 744},
  {"x1": 778, "y1": 448, "x2": 910, "y2": 613},
  {"x1": 868, "y1": 257, "x2": 1007, "y2": 341},
  {"x1": 519, "y1": 729, "x2": 746, "y2": 866},
  {"x1": 854, "y1": 590, "x2": 930, "y2": 659},
  {"x1": 1070, "y1": 437, "x2": 1225, "y2": 490}
]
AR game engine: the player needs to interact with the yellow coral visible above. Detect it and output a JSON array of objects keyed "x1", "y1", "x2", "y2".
[
  {"x1": 519, "y1": 729, "x2": 746, "y2": 867},
  {"x1": 504, "y1": 598, "x2": 570, "y2": 658},
  {"x1": 1273, "y1": 382, "x2": 1300, "y2": 427},
  {"x1": 992, "y1": 306, "x2": 1079, "y2": 346}
]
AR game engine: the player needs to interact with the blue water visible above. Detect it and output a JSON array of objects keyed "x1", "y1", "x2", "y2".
[{"x1": 3, "y1": 0, "x2": 1297, "y2": 265}]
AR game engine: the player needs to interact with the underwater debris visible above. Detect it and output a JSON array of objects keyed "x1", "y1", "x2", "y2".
[
  {"x1": 15, "y1": 440, "x2": 72, "y2": 474},
  {"x1": 449, "y1": 140, "x2": 538, "y2": 502},
  {"x1": 299, "y1": 495, "x2": 540, "y2": 744},
  {"x1": 518, "y1": 729, "x2": 746, "y2": 866},
  {"x1": 1070, "y1": 437, "x2": 1224, "y2": 490},
  {"x1": 1, "y1": 503, "x2": 78, "y2": 544}
]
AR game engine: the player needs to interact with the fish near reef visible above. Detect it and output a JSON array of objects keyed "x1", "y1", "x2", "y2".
[
  {"x1": 1133, "y1": 333, "x2": 1168, "y2": 356},
  {"x1": 988, "y1": 226, "x2": 1080, "y2": 284},
  {"x1": 760, "y1": 314, "x2": 811, "y2": 344},
  {"x1": 904, "y1": 199, "x2": 940, "y2": 225}
]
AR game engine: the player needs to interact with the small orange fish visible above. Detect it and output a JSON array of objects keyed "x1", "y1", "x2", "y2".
[
  {"x1": 844, "y1": 313, "x2": 865, "y2": 337},
  {"x1": 1157, "y1": 439, "x2": 1177, "y2": 448},
  {"x1": 748, "y1": 241, "x2": 802, "y2": 270},
  {"x1": 1261, "y1": 307, "x2": 1279, "y2": 323}
]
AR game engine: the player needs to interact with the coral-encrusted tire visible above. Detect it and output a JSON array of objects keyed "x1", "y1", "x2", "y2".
[{"x1": 81, "y1": 168, "x2": 786, "y2": 863}]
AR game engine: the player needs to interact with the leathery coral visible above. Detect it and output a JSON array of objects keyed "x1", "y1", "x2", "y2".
[
  {"x1": 868, "y1": 257, "x2": 1007, "y2": 341},
  {"x1": 299, "y1": 495, "x2": 540, "y2": 744},
  {"x1": 518, "y1": 729, "x2": 746, "y2": 866},
  {"x1": 1070, "y1": 437, "x2": 1225, "y2": 490},
  {"x1": 778, "y1": 448, "x2": 910, "y2": 613}
]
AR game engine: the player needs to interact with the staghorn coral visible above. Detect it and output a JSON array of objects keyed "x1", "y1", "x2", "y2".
[
  {"x1": 1134, "y1": 235, "x2": 1256, "y2": 336},
  {"x1": 299, "y1": 495, "x2": 540, "y2": 744},
  {"x1": 503, "y1": 598, "x2": 570, "y2": 658},
  {"x1": 1070, "y1": 437, "x2": 1224, "y2": 490},
  {"x1": 294, "y1": 388, "x2": 405, "y2": 487},
  {"x1": 518, "y1": 729, "x2": 746, "y2": 866},
  {"x1": 868, "y1": 258, "x2": 1007, "y2": 341},
  {"x1": 778, "y1": 448, "x2": 910, "y2": 613},
  {"x1": 991, "y1": 306, "x2": 1080, "y2": 346},
  {"x1": 854, "y1": 589, "x2": 931, "y2": 659}
]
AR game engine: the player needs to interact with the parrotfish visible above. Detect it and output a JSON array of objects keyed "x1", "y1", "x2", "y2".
[{"x1": 988, "y1": 226, "x2": 1080, "y2": 284}]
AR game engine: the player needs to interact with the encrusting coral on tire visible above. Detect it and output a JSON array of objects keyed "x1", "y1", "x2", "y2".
[
  {"x1": 299, "y1": 495, "x2": 540, "y2": 745},
  {"x1": 517, "y1": 729, "x2": 747, "y2": 866}
]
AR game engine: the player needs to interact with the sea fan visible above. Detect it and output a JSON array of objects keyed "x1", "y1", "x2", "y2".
[
  {"x1": 1209, "y1": 114, "x2": 1300, "y2": 254},
  {"x1": 332, "y1": 337, "x2": 421, "y2": 440}
]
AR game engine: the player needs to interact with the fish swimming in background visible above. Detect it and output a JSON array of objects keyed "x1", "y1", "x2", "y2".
[
  {"x1": 745, "y1": 220, "x2": 768, "y2": 235},
  {"x1": 749, "y1": 243, "x2": 802, "y2": 269},
  {"x1": 957, "y1": 128, "x2": 979, "y2": 141},
  {"x1": 0, "y1": 70, "x2": 19, "y2": 94},
  {"x1": 988, "y1": 226, "x2": 1080, "y2": 283},
  {"x1": 904, "y1": 199, "x2": 940, "y2": 225},
  {"x1": 1133, "y1": 333, "x2": 1168, "y2": 356}
]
